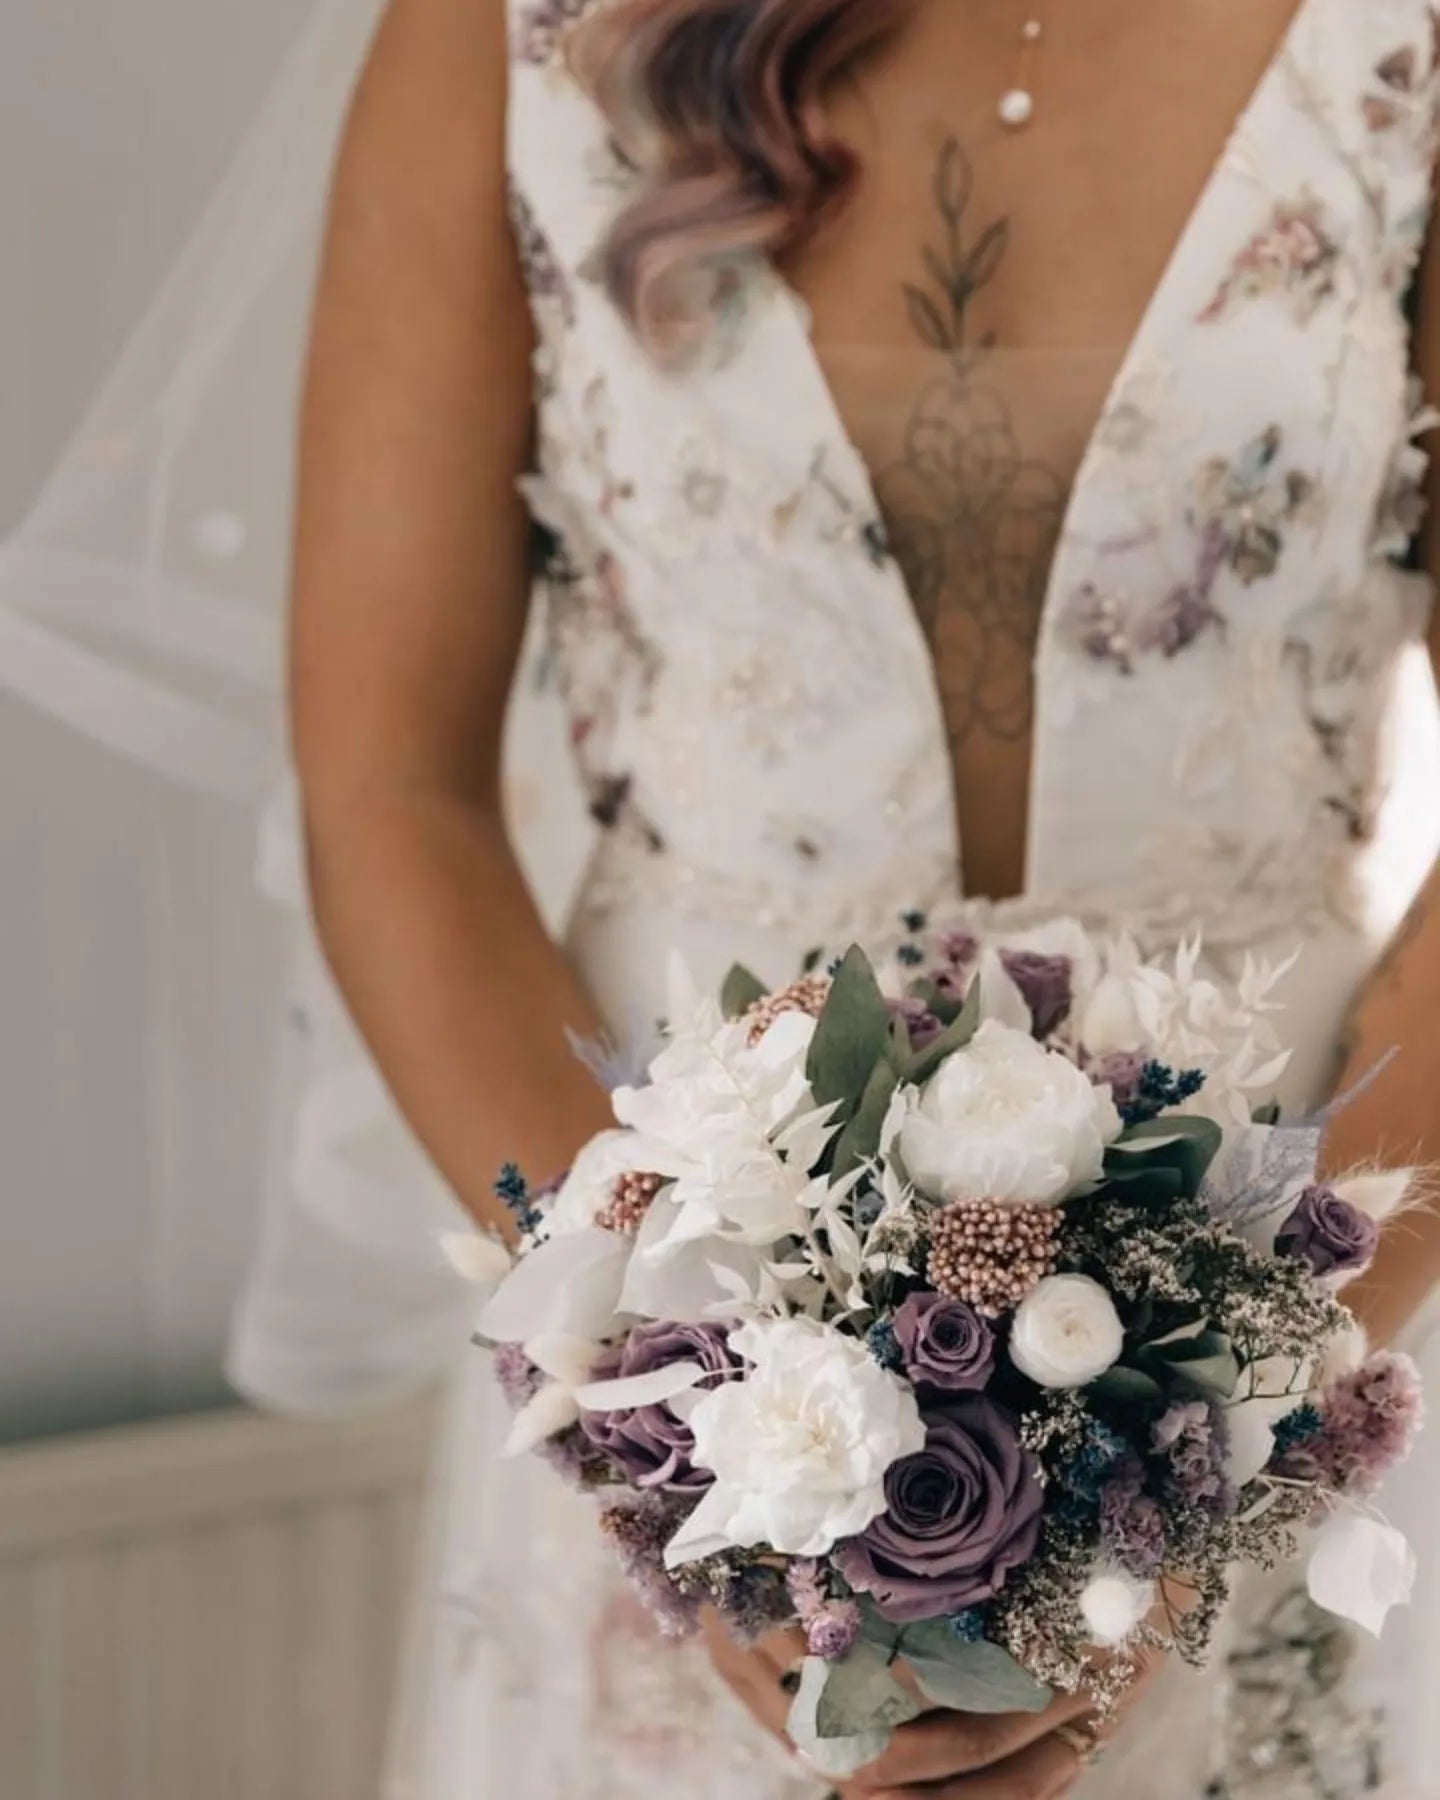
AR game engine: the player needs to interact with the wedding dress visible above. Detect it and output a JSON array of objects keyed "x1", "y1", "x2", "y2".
[
  {"x1": 381, "y1": 1, "x2": 1440, "y2": 1795},
  {"x1": 3, "y1": 0, "x2": 1435, "y2": 1793}
]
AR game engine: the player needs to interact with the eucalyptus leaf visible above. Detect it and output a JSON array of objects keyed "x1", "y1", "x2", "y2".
[
  {"x1": 786, "y1": 1655, "x2": 907, "y2": 1779},
  {"x1": 1090, "y1": 1364, "x2": 1166, "y2": 1406},
  {"x1": 832, "y1": 1060, "x2": 900, "y2": 1176},
  {"x1": 1105, "y1": 1115, "x2": 1222, "y2": 1197},
  {"x1": 1166, "y1": 1350, "x2": 1241, "y2": 1399},
  {"x1": 895, "y1": 1628, "x2": 1052, "y2": 1715},
  {"x1": 904, "y1": 976, "x2": 964, "y2": 1027},
  {"x1": 815, "y1": 1638, "x2": 922, "y2": 1741},
  {"x1": 857, "y1": 1599, "x2": 903, "y2": 1656},
  {"x1": 1156, "y1": 1329, "x2": 1240, "y2": 1399},
  {"x1": 807, "y1": 947, "x2": 893, "y2": 1113},
  {"x1": 905, "y1": 974, "x2": 983, "y2": 1084},
  {"x1": 720, "y1": 963, "x2": 769, "y2": 1020}
]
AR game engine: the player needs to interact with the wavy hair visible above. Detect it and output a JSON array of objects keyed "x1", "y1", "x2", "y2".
[{"x1": 569, "y1": 0, "x2": 907, "y2": 355}]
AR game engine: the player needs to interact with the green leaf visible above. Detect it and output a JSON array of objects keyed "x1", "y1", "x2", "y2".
[
  {"x1": 1105, "y1": 1115, "x2": 1223, "y2": 1197},
  {"x1": 895, "y1": 1627, "x2": 1052, "y2": 1715},
  {"x1": 806, "y1": 946, "x2": 892, "y2": 1113},
  {"x1": 832, "y1": 1060, "x2": 900, "y2": 1176},
  {"x1": 814, "y1": 1639, "x2": 922, "y2": 1741},
  {"x1": 1104, "y1": 1165, "x2": 1186, "y2": 1204},
  {"x1": 905, "y1": 974, "x2": 984, "y2": 1084},
  {"x1": 904, "y1": 976, "x2": 964, "y2": 1027},
  {"x1": 1090, "y1": 1365, "x2": 1166, "y2": 1406},
  {"x1": 720, "y1": 963, "x2": 769, "y2": 1020},
  {"x1": 785, "y1": 1652, "x2": 916, "y2": 1778},
  {"x1": 856, "y1": 1599, "x2": 902, "y2": 1657},
  {"x1": 1156, "y1": 1329, "x2": 1240, "y2": 1400}
]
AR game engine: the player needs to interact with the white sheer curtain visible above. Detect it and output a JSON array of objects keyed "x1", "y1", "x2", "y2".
[
  {"x1": 0, "y1": 0, "x2": 590, "y2": 1443},
  {"x1": 0, "y1": 0, "x2": 306, "y2": 1439}
]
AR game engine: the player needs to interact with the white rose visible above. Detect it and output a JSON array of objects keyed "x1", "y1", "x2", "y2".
[
  {"x1": 1079, "y1": 1565, "x2": 1155, "y2": 1647},
  {"x1": 899, "y1": 1020, "x2": 1121, "y2": 1208},
  {"x1": 1010, "y1": 1274, "x2": 1125, "y2": 1390},
  {"x1": 663, "y1": 1316, "x2": 925, "y2": 1567}
]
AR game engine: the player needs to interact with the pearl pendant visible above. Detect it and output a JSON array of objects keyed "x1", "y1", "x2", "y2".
[{"x1": 998, "y1": 88, "x2": 1035, "y2": 129}]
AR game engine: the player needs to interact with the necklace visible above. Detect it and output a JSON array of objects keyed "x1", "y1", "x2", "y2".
[{"x1": 998, "y1": 13, "x2": 1046, "y2": 130}]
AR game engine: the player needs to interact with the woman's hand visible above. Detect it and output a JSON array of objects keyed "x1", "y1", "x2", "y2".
[{"x1": 701, "y1": 1612, "x2": 1157, "y2": 1798}]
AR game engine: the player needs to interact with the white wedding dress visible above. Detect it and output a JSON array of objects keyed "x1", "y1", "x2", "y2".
[
  {"x1": 3, "y1": 0, "x2": 1418, "y2": 1790},
  {"x1": 373, "y1": 1, "x2": 1440, "y2": 1795}
]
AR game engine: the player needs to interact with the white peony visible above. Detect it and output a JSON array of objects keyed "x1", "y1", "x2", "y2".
[
  {"x1": 663, "y1": 1316, "x2": 925, "y2": 1567},
  {"x1": 1079, "y1": 1565, "x2": 1156, "y2": 1647},
  {"x1": 1010, "y1": 1274, "x2": 1125, "y2": 1390},
  {"x1": 899, "y1": 1020, "x2": 1121, "y2": 1208}
]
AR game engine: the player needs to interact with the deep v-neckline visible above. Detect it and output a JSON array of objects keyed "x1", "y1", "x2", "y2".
[{"x1": 757, "y1": 0, "x2": 1319, "y2": 905}]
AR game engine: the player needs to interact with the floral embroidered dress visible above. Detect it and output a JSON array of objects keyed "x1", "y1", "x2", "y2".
[{"x1": 382, "y1": 2, "x2": 1440, "y2": 1796}]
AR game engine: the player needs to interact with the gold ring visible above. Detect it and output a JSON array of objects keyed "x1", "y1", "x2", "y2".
[{"x1": 1054, "y1": 1718, "x2": 1106, "y2": 1766}]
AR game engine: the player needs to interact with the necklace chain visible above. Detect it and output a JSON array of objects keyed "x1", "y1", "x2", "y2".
[{"x1": 999, "y1": 13, "x2": 1046, "y2": 131}]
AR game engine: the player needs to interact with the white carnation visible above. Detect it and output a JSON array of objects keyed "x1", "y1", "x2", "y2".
[
  {"x1": 1010, "y1": 1274, "x2": 1124, "y2": 1390},
  {"x1": 663, "y1": 1316, "x2": 924, "y2": 1566},
  {"x1": 899, "y1": 1021, "x2": 1121, "y2": 1209}
]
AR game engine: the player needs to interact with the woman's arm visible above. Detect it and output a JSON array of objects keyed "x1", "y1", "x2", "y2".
[
  {"x1": 1322, "y1": 226, "x2": 1440, "y2": 1346},
  {"x1": 291, "y1": 0, "x2": 611, "y2": 1234}
]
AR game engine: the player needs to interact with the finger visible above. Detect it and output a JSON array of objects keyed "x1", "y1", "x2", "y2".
[
  {"x1": 867, "y1": 1724, "x2": 1086, "y2": 1800},
  {"x1": 849, "y1": 1683, "x2": 1094, "y2": 1789},
  {"x1": 748, "y1": 1622, "x2": 809, "y2": 1679},
  {"x1": 701, "y1": 1617, "x2": 796, "y2": 1743}
]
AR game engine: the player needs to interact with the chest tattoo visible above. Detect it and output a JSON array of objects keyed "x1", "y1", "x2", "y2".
[{"x1": 874, "y1": 139, "x2": 1066, "y2": 747}]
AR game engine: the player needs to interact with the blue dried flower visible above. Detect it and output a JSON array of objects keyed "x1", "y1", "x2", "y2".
[
  {"x1": 897, "y1": 942, "x2": 926, "y2": 968},
  {"x1": 1062, "y1": 1419, "x2": 1130, "y2": 1505},
  {"x1": 854, "y1": 1186, "x2": 885, "y2": 1229},
  {"x1": 867, "y1": 1321, "x2": 905, "y2": 1373},
  {"x1": 1118, "y1": 1061, "x2": 1207, "y2": 1127},
  {"x1": 948, "y1": 1608, "x2": 987, "y2": 1643},
  {"x1": 1271, "y1": 1403, "x2": 1324, "y2": 1456},
  {"x1": 493, "y1": 1161, "x2": 546, "y2": 1239},
  {"x1": 901, "y1": 909, "x2": 929, "y2": 933}
]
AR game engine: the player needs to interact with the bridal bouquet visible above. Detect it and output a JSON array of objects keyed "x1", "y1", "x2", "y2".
[{"x1": 455, "y1": 916, "x2": 1423, "y2": 1777}]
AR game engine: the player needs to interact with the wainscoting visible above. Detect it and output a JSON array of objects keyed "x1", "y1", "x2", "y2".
[{"x1": 0, "y1": 1399, "x2": 437, "y2": 1799}]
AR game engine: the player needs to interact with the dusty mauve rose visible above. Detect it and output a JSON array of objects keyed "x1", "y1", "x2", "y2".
[
  {"x1": 999, "y1": 950, "x2": 1074, "y2": 1039},
  {"x1": 1275, "y1": 1184, "x2": 1380, "y2": 1278},
  {"x1": 833, "y1": 1395, "x2": 1044, "y2": 1622},
  {"x1": 892, "y1": 1293, "x2": 995, "y2": 1392},
  {"x1": 581, "y1": 1321, "x2": 739, "y2": 1492}
]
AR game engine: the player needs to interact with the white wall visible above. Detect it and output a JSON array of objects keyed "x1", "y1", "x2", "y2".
[
  {"x1": 1, "y1": 0, "x2": 304, "y2": 529},
  {"x1": 0, "y1": 0, "x2": 315, "y2": 1440}
]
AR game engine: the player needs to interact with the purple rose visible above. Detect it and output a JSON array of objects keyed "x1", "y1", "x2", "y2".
[
  {"x1": 582, "y1": 1321, "x2": 739, "y2": 1493},
  {"x1": 1275, "y1": 1184, "x2": 1380, "y2": 1278},
  {"x1": 893, "y1": 1293, "x2": 995, "y2": 1392},
  {"x1": 1000, "y1": 950, "x2": 1074, "y2": 1039},
  {"x1": 834, "y1": 1395, "x2": 1044, "y2": 1622}
]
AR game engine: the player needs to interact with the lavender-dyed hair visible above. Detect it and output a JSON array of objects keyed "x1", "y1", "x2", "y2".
[{"x1": 570, "y1": 0, "x2": 911, "y2": 354}]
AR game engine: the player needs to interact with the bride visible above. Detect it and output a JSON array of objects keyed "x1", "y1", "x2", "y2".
[{"x1": 286, "y1": 0, "x2": 1440, "y2": 1793}]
